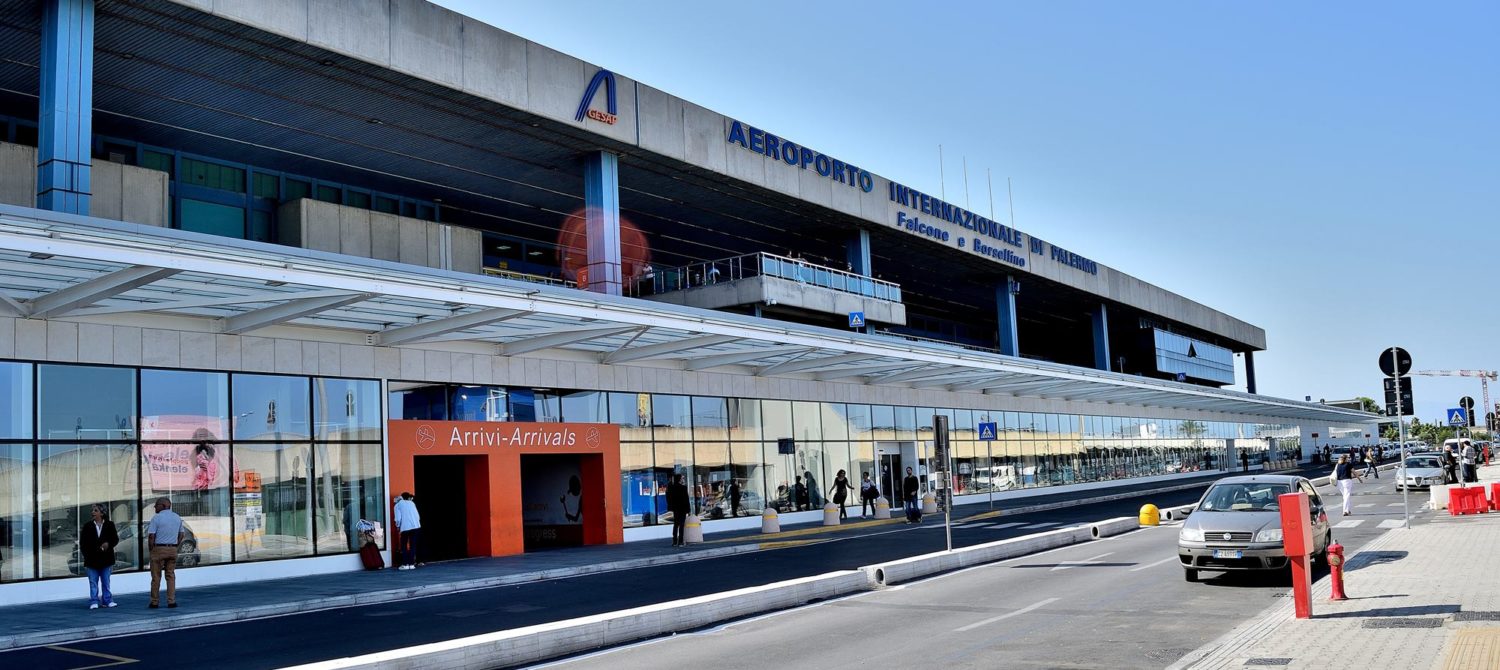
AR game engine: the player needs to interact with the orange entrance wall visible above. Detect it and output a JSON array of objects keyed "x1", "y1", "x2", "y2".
[{"x1": 387, "y1": 421, "x2": 623, "y2": 557}]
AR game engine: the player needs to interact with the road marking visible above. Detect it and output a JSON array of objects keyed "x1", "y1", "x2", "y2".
[
  {"x1": 1356, "y1": 503, "x2": 1375, "y2": 508},
  {"x1": 1378, "y1": 519, "x2": 1406, "y2": 529},
  {"x1": 1050, "y1": 551, "x2": 1114, "y2": 572},
  {"x1": 992, "y1": 522, "x2": 1028, "y2": 529},
  {"x1": 1019, "y1": 522, "x2": 1060, "y2": 530},
  {"x1": 954, "y1": 597, "x2": 1061, "y2": 632},
  {"x1": 964, "y1": 523, "x2": 994, "y2": 528},
  {"x1": 1129, "y1": 556, "x2": 1180, "y2": 572},
  {"x1": 42, "y1": 646, "x2": 137, "y2": 669},
  {"x1": 1334, "y1": 519, "x2": 1364, "y2": 529},
  {"x1": 1388, "y1": 503, "x2": 1406, "y2": 507}
]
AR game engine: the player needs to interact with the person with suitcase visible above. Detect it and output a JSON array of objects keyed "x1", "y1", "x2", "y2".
[
  {"x1": 357, "y1": 520, "x2": 384, "y2": 570},
  {"x1": 903, "y1": 467, "x2": 921, "y2": 524}
]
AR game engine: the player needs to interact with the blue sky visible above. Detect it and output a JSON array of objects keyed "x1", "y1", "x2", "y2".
[{"x1": 438, "y1": 1, "x2": 1498, "y2": 423}]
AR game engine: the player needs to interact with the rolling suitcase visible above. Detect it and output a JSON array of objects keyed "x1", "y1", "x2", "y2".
[{"x1": 360, "y1": 541, "x2": 385, "y2": 570}]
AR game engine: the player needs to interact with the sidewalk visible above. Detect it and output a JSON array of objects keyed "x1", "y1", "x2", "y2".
[
  {"x1": 1173, "y1": 462, "x2": 1500, "y2": 670},
  {"x1": 0, "y1": 464, "x2": 1300, "y2": 651}
]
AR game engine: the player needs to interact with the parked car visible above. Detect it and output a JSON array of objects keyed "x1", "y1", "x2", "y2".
[
  {"x1": 1178, "y1": 474, "x2": 1331, "y2": 582},
  {"x1": 1396, "y1": 453, "x2": 1446, "y2": 491}
]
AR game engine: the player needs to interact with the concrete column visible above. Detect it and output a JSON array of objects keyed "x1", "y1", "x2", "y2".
[
  {"x1": 845, "y1": 229, "x2": 871, "y2": 275},
  {"x1": 582, "y1": 151, "x2": 622, "y2": 295},
  {"x1": 1244, "y1": 350, "x2": 1258, "y2": 394},
  {"x1": 996, "y1": 276, "x2": 1019, "y2": 357},
  {"x1": 37, "y1": 0, "x2": 94, "y2": 214},
  {"x1": 1091, "y1": 303, "x2": 1110, "y2": 371}
]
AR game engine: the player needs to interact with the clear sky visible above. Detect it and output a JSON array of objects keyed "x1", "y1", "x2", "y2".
[{"x1": 437, "y1": 1, "x2": 1498, "y2": 424}]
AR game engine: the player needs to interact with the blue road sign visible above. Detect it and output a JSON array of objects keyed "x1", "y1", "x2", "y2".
[
  {"x1": 977, "y1": 422, "x2": 998, "y2": 441},
  {"x1": 1448, "y1": 408, "x2": 1467, "y2": 427},
  {"x1": 848, "y1": 311, "x2": 865, "y2": 328}
]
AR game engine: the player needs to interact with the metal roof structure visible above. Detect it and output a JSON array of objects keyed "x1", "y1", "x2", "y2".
[{"x1": 0, "y1": 204, "x2": 1373, "y2": 425}]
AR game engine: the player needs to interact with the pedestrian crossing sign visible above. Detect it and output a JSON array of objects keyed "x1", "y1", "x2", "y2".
[
  {"x1": 848, "y1": 311, "x2": 865, "y2": 328},
  {"x1": 978, "y1": 422, "x2": 997, "y2": 441},
  {"x1": 1448, "y1": 408, "x2": 1467, "y2": 426}
]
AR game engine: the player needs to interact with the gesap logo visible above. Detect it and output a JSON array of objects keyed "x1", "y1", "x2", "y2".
[{"x1": 575, "y1": 69, "x2": 618, "y2": 125}]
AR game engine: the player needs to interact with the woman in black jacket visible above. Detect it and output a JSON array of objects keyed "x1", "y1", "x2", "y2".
[{"x1": 80, "y1": 503, "x2": 120, "y2": 609}]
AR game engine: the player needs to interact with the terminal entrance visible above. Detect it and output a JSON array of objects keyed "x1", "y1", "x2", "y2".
[
  {"x1": 876, "y1": 442, "x2": 923, "y2": 504},
  {"x1": 412, "y1": 455, "x2": 490, "y2": 562}
]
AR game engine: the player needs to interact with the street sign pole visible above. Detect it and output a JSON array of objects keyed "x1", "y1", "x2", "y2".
[{"x1": 1393, "y1": 347, "x2": 1409, "y2": 530}]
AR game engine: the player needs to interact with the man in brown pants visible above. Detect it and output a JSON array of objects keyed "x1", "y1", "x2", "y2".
[{"x1": 146, "y1": 497, "x2": 185, "y2": 608}]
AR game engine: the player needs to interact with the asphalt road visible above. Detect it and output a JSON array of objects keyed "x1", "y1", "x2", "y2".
[
  {"x1": 530, "y1": 477, "x2": 1431, "y2": 670},
  {"x1": 3, "y1": 466, "x2": 1396, "y2": 670}
]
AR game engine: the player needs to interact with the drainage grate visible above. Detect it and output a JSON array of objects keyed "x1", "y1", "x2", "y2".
[
  {"x1": 1244, "y1": 659, "x2": 1293, "y2": 666},
  {"x1": 1454, "y1": 612, "x2": 1500, "y2": 622},
  {"x1": 1363, "y1": 618, "x2": 1444, "y2": 628}
]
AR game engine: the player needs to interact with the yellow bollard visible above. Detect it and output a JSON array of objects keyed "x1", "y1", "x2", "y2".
[
  {"x1": 872, "y1": 496, "x2": 891, "y2": 519},
  {"x1": 1139, "y1": 503, "x2": 1160, "y2": 526}
]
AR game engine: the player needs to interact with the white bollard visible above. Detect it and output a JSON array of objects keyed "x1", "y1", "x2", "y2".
[
  {"x1": 872, "y1": 496, "x2": 891, "y2": 520},
  {"x1": 761, "y1": 508, "x2": 780, "y2": 533},
  {"x1": 683, "y1": 514, "x2": 703, "y2": 544},
  {"x1": 922, "y1": 492, "x2": 938, "y2": 515},
  {"x1": 822, "y1": 502, "x2": 840, "y2": 526}
]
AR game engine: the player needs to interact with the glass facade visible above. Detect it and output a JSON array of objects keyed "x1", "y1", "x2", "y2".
[
  {"x1": 0, "y1": 362, "x2": 383, "y2": 584},
  {"x1": 392, "y1": 383, "x2": 1295, "y2": 529},
  {"x1": 1152, "y1": 329, "x2": 1235, "y2": 385}
]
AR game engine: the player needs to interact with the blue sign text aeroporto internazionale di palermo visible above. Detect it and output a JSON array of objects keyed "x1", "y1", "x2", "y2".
[{"x1": 722, "y1": 119, "x2": 1099, "y2": 277}]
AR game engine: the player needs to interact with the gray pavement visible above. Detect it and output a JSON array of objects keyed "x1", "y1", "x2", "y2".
[{"x1": 531, "y1": 475, "x2": 1424, "y2": 670}]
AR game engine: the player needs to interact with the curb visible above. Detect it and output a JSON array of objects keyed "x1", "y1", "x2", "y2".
[{"x1": 0, "y1": 544, "x2": 760, "y2": 652}]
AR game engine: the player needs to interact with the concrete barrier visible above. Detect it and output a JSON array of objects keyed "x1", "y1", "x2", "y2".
[
  {"x1": 284, "y1": 570, "x2": 875, "y2": 670},
  {"x1": 865, "y1": 525, "x2": 1093, "y2": 586},
  {"x1": 1091, "y1": 516, "x2": 1140, "y2": 539},
  {"x1": 1162, "y1": 504, "x2": 1196, "y2": 521}
]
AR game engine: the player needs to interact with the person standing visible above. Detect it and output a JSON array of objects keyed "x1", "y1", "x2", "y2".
[
  {"x1": 794, "y1": 476, "x2": 809, "y2": 511},
  {"x1": 728, "y1": 479, "x2": 741, "y2": 518},
  {"x1": 80, "y1": 503, "x2": 119, "y2": 609},
  {"x1": 393, "y1": 492, "x2": 422, "y2": 570},
  {"x1": 859, "y1": 473, "x2": 879, "y2": 518},
  {"x1": 666, "y1": 473, "x2": 690, "y2": 547},
  {"x1": 902, "y1": 467, "x2": 921, "y2": 523},
  {"x1": 828, "y1": 469, "x2": 852, "y2": 520},
  {"x1": 146, "y1": 497, "x2": 184, "y2": 609},
  {"x1": 1443, "y1": 446, "x2": 1459, "y2": 484},
  {"x1": 1462, "y1": 442, "x2": 1477, "y2": 483},
  {"x1": 1333, "y1": 455, "x2": 1362, "y2": 516},
  {"x1": 1240, "y1": 450, "x2": 1250, "y2": 472}
]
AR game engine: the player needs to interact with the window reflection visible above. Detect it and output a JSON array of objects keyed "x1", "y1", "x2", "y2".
[
  {"x1": 142, "y1": 370, "x2": 228, "y2": 441},
  {"x1": 0, "y1": 444, "x2": 35, "y2": 581},
  {"x1": 233, "y1": 374, "x2": 310, "y2": 440},
  {"x1": 39, "y1": 365, "x2": 136, "y2": 440},
  {"x1": 313, "y1": 378, "x2": 380, "y2": 441},
  {"x1": 38, "y1": 444, "x2": 140, "y2": 578},
  {"x1": 233, "y1": 443, "x2": 313, "y2": 561},
  {"x1": 0, "y1": 362, "x2": 32, "y2": 439}
]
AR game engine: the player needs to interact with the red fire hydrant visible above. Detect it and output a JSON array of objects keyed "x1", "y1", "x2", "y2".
[{"x1": 1327, "y1": 542, "x2": 1348, "y2": 601}]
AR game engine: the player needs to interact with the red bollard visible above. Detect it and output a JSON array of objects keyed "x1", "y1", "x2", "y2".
[
  {"x1": 1327, "y1": 542, "x2": 1348, "y2": 601},
  {"x1": 1278, "y1": 491, "x2": 1315, "y2": 618}
]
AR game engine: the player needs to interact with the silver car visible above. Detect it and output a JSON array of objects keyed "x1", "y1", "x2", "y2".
[
  {"x1": 1178, "y1": 474, "x2": 1331, "y2": 582},
  {"x1": 1397, "y1": 453, "x2": 1446, "y2": 491}
]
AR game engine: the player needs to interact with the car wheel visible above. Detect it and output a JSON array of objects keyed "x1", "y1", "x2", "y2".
[
  {"x1": 178, "y1": 540, "x2": 198, "y2": 567},
  {"x1": 1184, "y1": 568, "x2": 1198, "y2": 583}
]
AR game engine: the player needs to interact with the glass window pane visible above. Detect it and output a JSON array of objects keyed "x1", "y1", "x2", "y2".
[
  {"x1": 141, "y1": 370, "x2": 229, "y2": 442},
  {"x1": 726, "y1": 398, "x2": 761, "y2": 442},
  {"x1": 345, "y1": 191, "x2": 371, "y2": 209},
  {"x1": 39, "y1": 364, "x2": 136, "y2": 440},
  {"x1": 314, "y1": 443, "x2": 385, "y2": 554},
  {"x1": 761, "y1": 400, "x2": 792, "y2": 442},
  {"x1": 871, "y1": 405, "x2": 895, "y2": 441},
  {"x1": 315, "y1": 185, "x2": 340, "y2": 203},
  {"x1": 729, "y1": 443, "x2": 766, "y2": 517},
  {"x1": 845, "y1": 404, "x2": 872, "y2": 441},
  {"x1": 0, "y1": 362, "x2": 32, "y2": 439},
  {"x1": 691, "y1": 397, "x2": 728, "y2": 441},
  {"x1": 823, "y1": 403, "x2": 850, "y2": 441},
  {"x1": 390, "y1": 384, "x2": 447, "y2": 420},
  {"x1": 233, "y1": 443, "x2": 313, "y2": 560},
  {"x1": 314, "y1": 378, "x2": 380, "y2": 441},
  {"x1": 620, "y1": 443, "x2": 655, "y2": 527},
  {"x1": 561, "y1": 391, "x2": 606, "y2": 423},
  {"x1": 38, "y1": 444, "x2": 140, "y2": 578},
  {"x1": 534, "y1": 391, "x2": 561, "y2": 422},
  {"x1": 693, "y1": 442, "x2": 730, "y2": 519},
  {"x1": 0, "y1": 444, "x2": 35, "y2": 581},
  {"x1": 608, "y1": 393, "x2": 652, "y2": 442},
  {"x1": 252, "y1": 173, "x2": 279, "y2": 199},
  {"x1": 232, "y1": 374, "x2": 310, "y2": 440},
  {"x1": 451, "y1": 385, "x2": 506, "y2": 422},
  {"x1": 180, "y1": 199, "x2": 246, "y2": 239},
  {"x1": 142, "y1": 441, "x2": 230, "y2": 566},
  {"x1": 141, "y1": 149, "x2": 173, "y2": 177},
  {"x1": 792, "y1": 401, "x2": 822, "y2": 442},
  {"x1": 651, "y1": 395, "x2": 692, "y2": 442},
  {"x1": 894, "y1": 406, "x2": 917, "y2": 440},
  {"x1": 285, "y1": 179, "x2": 311, "y2": 201},
  {"x1": 653, "y1": 442, "x2": 692, "y2": 519}
]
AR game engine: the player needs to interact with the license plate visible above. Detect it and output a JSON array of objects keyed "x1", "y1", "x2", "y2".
[{"x1": 1213, "y1": 550, "x2": 1243, "y2": 559}]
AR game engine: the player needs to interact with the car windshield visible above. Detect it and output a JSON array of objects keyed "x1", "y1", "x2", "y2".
[
  {"x1": 1406, "y1": 457, "x2": 1441, "y2": 468},
  {"x1": 1200, "y1": 483, "x2": 1293, "y2": 512}
]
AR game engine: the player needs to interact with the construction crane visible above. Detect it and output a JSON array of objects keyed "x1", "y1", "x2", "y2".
[{"x1": 1412, "y1": 370, "x2": 1498, "y2": 430}]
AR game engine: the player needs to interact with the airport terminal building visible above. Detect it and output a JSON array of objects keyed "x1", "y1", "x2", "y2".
[{"x1": 0, "y1": 0, "x2": 1373, "y2": 603}]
